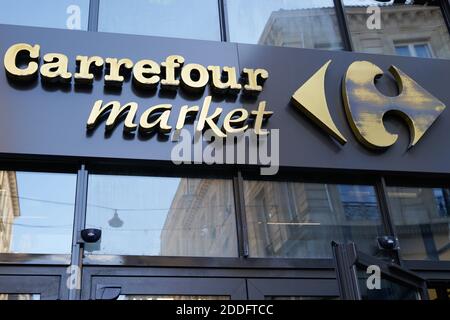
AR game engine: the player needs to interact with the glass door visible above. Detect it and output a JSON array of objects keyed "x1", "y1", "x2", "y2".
[
  {"x1": 0, "y1": 274, "x2": 62, "y2": 300},
  {"x1": 247, "y1": 278, "x2": 339, "y2": 300},
  {"x1": 82, "y1": 269, "x2": 247, "y2": 300},
  {"x1": 332, "y1": 242, "x2": 427, "y2": 300}
]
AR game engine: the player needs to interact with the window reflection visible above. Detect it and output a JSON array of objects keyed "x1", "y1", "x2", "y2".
[
  {"x1": 356, "y1": 268, "x2": 419, "y2": 300},
  {"x1": 343, "y1": 0, "x2": 450, "y2": 59},
  {"x1": 85, "y1": 175, "x2": 238, "y2": 257},
  {"x1": 227, "y1": 0, "x2": 343, "y2": 50},
  {"x1": 0, "y1": 0, "x2": 89, "y2": 30},
  {"x1": 98, "y1": 0, "x2": 221, "y2": 41},
  {"x1": 0, "y1": 171, "x2": 76, "y2": 254},
  {"x1": 243, "y1": 181, "x2": 383, "y2": 258},
  {"x1": 387, "y1": 186, "x2": 450, "y2": 261}
]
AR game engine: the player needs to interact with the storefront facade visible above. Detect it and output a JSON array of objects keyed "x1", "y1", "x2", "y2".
[{"x1": 0, "y1": 0, "x2": 450, "y2": 300}]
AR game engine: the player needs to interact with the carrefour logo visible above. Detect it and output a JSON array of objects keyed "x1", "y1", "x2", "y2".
[{"x1": 291, "y1": 60, "x2": 446, "y2": 150}]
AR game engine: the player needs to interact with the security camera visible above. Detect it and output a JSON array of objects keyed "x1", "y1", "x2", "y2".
[
  {"x1": 80, "y1": 228, "x2": 102, "y2": 243},
  {"x1": 377, "y1": 236, "x2": 399, "y2": 250}
]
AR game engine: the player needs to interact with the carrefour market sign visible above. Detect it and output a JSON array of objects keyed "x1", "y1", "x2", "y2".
[
  {"x1": 4, "y1": 42, "x2": 273, "y2": 138},
  {"x1": 1, "y1": 24, "x2": 450, "y2": 174},
  {"x1": 4, "y1": 41, "x2": 446, "y2": 151}
]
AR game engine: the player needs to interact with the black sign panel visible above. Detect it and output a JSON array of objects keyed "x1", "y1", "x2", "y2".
[{"x1": 0, "y1": 24, "x2": 449, "y2": 174}]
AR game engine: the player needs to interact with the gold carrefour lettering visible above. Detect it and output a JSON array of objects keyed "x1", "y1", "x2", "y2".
[
  {"x1": 4, "y1": 43, "x2": 40, "y2": 81},
  {"x1": 40, "y1": 53, "x2": 72, "y2": 83},
  {"x1": 133, "y1": 59, "x2": 161, "y2": 89},
  {"x1": 242, "y1": 68, "x2": 269, "y2": 95},
  {"x1": 160, "y1": 55, "x2": 184, "y2": 90},
  {"x1": 105, "y1": 57, "x2": 134, "y2": 87},
  {"x1": 75, "y1": 56, "x2": 104, "y2": 85},
  {"x1": 207, "y1": 65, "x2": 242, "y2": 94},
  {"x1": 181, "y1": 63, "x2": 209, "y2": 92}
]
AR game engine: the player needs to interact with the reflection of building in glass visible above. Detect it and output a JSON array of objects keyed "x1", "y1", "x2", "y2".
[
  {"x1": 388, "y1": 187, "x2": 450, "y2": 261},
  {"x1": 243, "y1": 181, "x2": 382, "y2": 259},
  {"x1": 258, "y1": 7, "x2": 343, "y2": 50},
  {"x1": 259, "y1": 4, "x2": 450, "y2": 59},
  {"x1": 160, "y1": 179, "x2": 237, "y2": 257},
  {"x1": 0, "y1": 171, "x2": 20, "y2": 253},
  {"x1": 346, "y1": 4, "x2": 450, "y2": 58}
]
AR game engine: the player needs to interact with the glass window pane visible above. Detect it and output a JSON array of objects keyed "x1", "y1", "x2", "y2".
[
  {"x1": 356, "y1": 267, "x2": 419, "y2": 300},
  {"x1": 0, "y1": 171, "x2": 76, "y2": 254},
  {"x1": 395, "y1": 45, "x2": 411, "y2": 57},
  {"x1": 98, "y1": 0, "x2": 221, "y2": 41},
  {"x1": 85, "y1": 175, "x2": 238, "y2": 257},
  {"x1": 414, "y1": 44, "x2": 432, "y2": 58},
  {"x1": 0, "y1": 0, "x2": 89, "y2": 30},
  {"x1": 226, "y1": 0, "x2": 343, "y2": 50},
  {"x1": 243, "y1": 180, "x2": 383, "y2": 258},
  {"x1": 387, "y1": 186, "x2": 450, "y2": 261},
  {"x1": 343, "y1": 0, "x2": 450, "y2": 59}
]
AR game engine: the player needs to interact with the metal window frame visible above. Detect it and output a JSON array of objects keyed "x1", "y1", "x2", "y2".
[
  {"x1": 68, "y1": 165, "x2": 89, "y2": 300},
  {"x1": 0, "y1": 266, "x2": 70, "y2": 300},
  {"x1": 440, "y1": 0, "x2": 450, "y2": 36},
  {"x1": 87, "y1": 0, "x2": 99, "y2": 32},
  {"x1": 334, "y1": 0, "x2": 354, "y2": 51},
  {"x1": 218, "y1": 0, "x2": 229, "y2": 42}
]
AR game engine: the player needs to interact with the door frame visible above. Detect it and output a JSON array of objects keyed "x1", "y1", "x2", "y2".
[
  {"x1": 90, "y1": 276, "x2": 247, "y2": 300},
  {"x1": 332, "y1": 242, "x2": 428, "y2": 300},
  {"x1": 81, "y1": 265, "x2": 338, "y2": 300},
  {"x1": 0, "y1": 266, "x2": 69, "y2": 300},
  {"x1": 247, "y1": 278, "x2": 339, "y2": 299}
]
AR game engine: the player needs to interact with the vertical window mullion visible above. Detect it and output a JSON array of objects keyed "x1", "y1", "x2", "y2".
[
  {"x1": 439, "y1": 0, "x2": 450, "y2": 37},
  {"x1": 334, "y1": 0, "x2": 353, "y2": 51},
  {"x1": 68, "y1": 164, "x2": 89, "y2": 300},
  {"x1": 375, "y1": 176, "x2": 402, "y2": 265},
  {"x1": 375, "y1": 177, "x2": 396, "y2": 236},
  {"x1": 88, "y1": 0, "x2": 100, "y2": 32},
  {"x1": 218, "y1": 0, "x2": 229, "y2": 42},
  {"x1": 410, "y1": 44, "x2": 416, "y2": 57},
  {"x1": 233, "y1": 171, "x2": 249, "y2": 258}
]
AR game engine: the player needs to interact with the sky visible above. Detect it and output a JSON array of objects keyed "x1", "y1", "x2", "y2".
[
  {"x1": 84, "y1": 175, "x2": 181, "y2": 256},
  {"x1": 0, "y1": 0, "x2": 89, "y2": 29},
  {"x1": 8, "y1": 172, "x2": 182, "y2": 255},
  {"x1": 10, "y1": 172, "x2": 77, "y2": 254}
]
